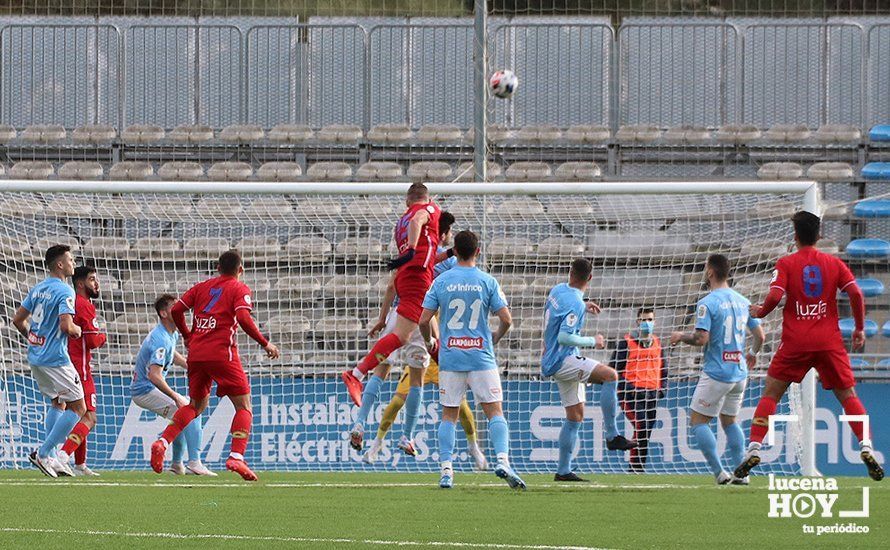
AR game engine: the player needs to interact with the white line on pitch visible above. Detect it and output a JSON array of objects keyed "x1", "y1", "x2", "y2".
[{"x1": 0, "y1": 527, "x2": 613, "y2": 550}]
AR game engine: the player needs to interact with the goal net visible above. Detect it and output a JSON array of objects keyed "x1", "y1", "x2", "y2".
[{"x1": 0, "y1": 181, "x2": 817, "y2": 475}]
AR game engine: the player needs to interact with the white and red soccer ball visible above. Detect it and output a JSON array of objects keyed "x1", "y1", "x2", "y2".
[{"x1": 490, "y1": 69, "x2": 518, "y2": 99}]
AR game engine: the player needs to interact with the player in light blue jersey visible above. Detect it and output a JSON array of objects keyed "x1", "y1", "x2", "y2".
[
  {"x1": 671, "y1": 254, "x2": 765, "y2": 485},
  {"x1": 541, "y1": 258, "x2": 638, "y2": 482},
  {"x1": 130, "y1": 294, "x2": 215, "y2": 476},
  {"x1": 12, "y1": 245, "x2": 87, "y2": 477},
  {"x1": 419, "y1": 230, "x2": 525, "y2": 490}
]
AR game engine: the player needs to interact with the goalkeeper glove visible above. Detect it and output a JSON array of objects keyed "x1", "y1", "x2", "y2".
[{"x1": 387, "y1": 248, "x2": 415, "y2": 270}]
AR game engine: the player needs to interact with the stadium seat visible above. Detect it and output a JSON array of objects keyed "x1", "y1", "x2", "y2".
[
  {"x1": 877, "y1": 358, "x2": 890, "y2": 368},
  {"x1": 546, "y1": 197, "x2": 596, "y2": 218},
  {"x1": 169, "y1": 124, "x2": 214, "y2": 143},
  {"x1": 10, "y1": 161, "x2": 54, "y2": 180},
  {"x1": 494, "y1": 197, "x2": 546, "y2": 216},
  {"x1": 207, "y1": 161, "x2": 253, "y2": 181},
  {"x1": 159, "y1": 161, "x2": 204, "y2": 181},
  {"x1": 335, "y1": 237, "x2": 384, "y2": 258},
  {"x1": 94, "y1": 196, "x2": 142, "y2": 218},
  {"x1": 415, "y1": 124, "x2": 462, "y2": 143},
  {"x1": 326, "y1": 275, "x2": 372, "y2": 299},
  {"x1": 814, "y1": 124, "x2": 861, "y2": 143},
  {"x1": 815, "y1": 238, "x2": 840, "y2": 255},
  {"x1": 586, "y1": 232, "x2": 692, "y2": 259},
  {"x1": 455, "y1": 161, "x2": 502, "y2": 181},
  {"x1": 764, "y1": 124, "x2": 811, "y2": 143},
  {"x1": 806, "y1": 162, "x2": 854, "y2": 182},
  {"x1": 0, "y1": 198, "x2": 40, "y2": 217},
  {"x1": 244, "y1": 196, "x2": 294, "y2": 219},
  {"x1": 853, "y1": 199, "x2": 890, "y2": 218},
  {"x1": 21, "y1": 124, "x2": 66, "y2": 143},
  {"x1": 536, "y1": 236, "x2": 586, "y2": 257},
  {"x1": 141, "y1": 196, "x2": 195, "y2": 219},
  {"x1": 268, "y1": 124, "x2": 314, "y2": 143},
  {"x1": 264, "y1": 313, "x2": 312, "y2": 337},
  {"x1": 368, "y1": 124, "x2": 414, "y2": 144},
  {"x1": 276, "y1": 275, "x2": 323, "y2": 300},
  {"x1": 516, "y1": 125, "x2": 563, "y2": 144},
  {"x1": 58, "y1": 161, "x2": 104, "y2": 180},
  {"x1": 131, "y1": 237, "x2": 182, "y2": 259},
  {"x1": 492, "y1": 274, "x2": 529, "y2": 297},
  {"x1": 72, "y1": 124, "x2": 116, "y2": 143},
  {"x1": 869, "y1": 125, "x2": 890, "y2": 142},
  {"x1": 220, "y1": 124, "x2": 264, "y2": 143},
  {"x1": 716, "y1": 124, "x2": 762, "y2": 144},
  {"x1": 845, "y1": 238, "x2": 890, "y2": 258},
  {"x1": 564, "y1": 124, "x2": 610, "y2": 144},
  {"x1": 237, "y1": 236, "x2": 282, "y2": 260},
  {"x1": 83, "y1": 236, "x2": 132, "y2": 259},
  {"x1": 662, "y1": 126, "x2": 712, "y2": 144},
  {"x1": 347, "y1": 197, "x2": 394, "y2": 219},
  {"x1": 862, "y1": 162, "x2": 890, "y2": 179},
  {"x1": 757, "y1": 162, "x2": 803, "y2": 180},
  {"x1": 293, "y1": 198, "x2": 342, "y2": 219},
  {"x1": 850, "y1": 357, "x2": 871, "y2": 368},
  {"x1": 839, "y1": 318, "x2": 879, "y2": 338},
  {"x1": 184, "y1": 237, "x2": 231, "y2": 258},
  {"x1": 884, "y1": 320, "x2": 890, "y2": 338},
  {"x1": 407, "y1": 161, "x2": 453, "y2": 182},
  {"x1": 315, "y1": 316, "x2": 364, "y2": 339},
  {"x1": 285, "y1": 236, "x2": 332, "y2": 261},
  {"x1": 106, "y1": 313, "x2": 155, "y2": 336},
  {"x1": 121, "y1": 124, "x2": 165, "y2": 143},
  {"x1": 505, "y1": 161, "x2": 551, "y2": 181},
  {"x1": 109, "y1": 161, "x2": 154, "y2": 181},
  {"x1": 821, "y1": 201, "x2": 849, "y2": 219},
  {"x1": 355, "y1": 161, "x2": 403, "y2": 181},
  {"x1": 33, "y1": 236, "x2": 80, "y2": 258},
  {"x1": 0, "y1": 125, "x2": 16, "y2": 142},
  {"x1": 598, "y1": 269, "x2": 685, "y2": 305},
  {"x1": 306, "y1": 162, "x2": 353, "y2": 182},
  {"x1": 45, "y1": 196, "x2": 93, "y2": 217},
  {"x1": 195, "y1": 197, "x2": 243, "y2": 218},
  {"x1": 616, "y1": 124, "x2": 661, "y2": 143},
  {"x1": 855, "y1": 278, "x2": 885, "y2": 297},
  {"x1": 257, "y1": 162, "x2": 302, "y2": 182},
  {"x1": 487, "y1": 237, "x2": 535, "y2": 261},
  {"x1": 554, "y1": 161, "x2": 601, "y2": 181},
  {"x1": 316, "y1": 124, "x2": 362, "y2": 144}
]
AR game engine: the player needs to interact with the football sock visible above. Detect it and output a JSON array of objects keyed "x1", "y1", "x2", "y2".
[
  {"x1": 74, "y1": 435, "x2": 87, "y2": 465},
  {"x1": 489, "y1": 414, "x2": 510, "y2": 465},
  {"x1": 841, "y1": 396, "x2": 869, "y2": 443},
  {"x1": 557, "y1": 419, "x2": 582, "y2": 475},
  {"x1": 160, "y1": 404, "x2": 199, "y2": 446},
  {"x1": 60, "y1": 421, "x2": 91, "y2": 455},
  {"x1": 229, "y1": 409, "x2": 252, "y2": 457},
  {"x1": 358, "y1": 333, "x2": 402, "y2": 375},
  {"x1": 600, "y1": 380, "x2": 620, "y2": 440},
  {"x1": 39, "y1": 409, "x2": 78, "y2": 459},
  {"x1": 402, "y1": 385, "x2": 422, "y2": 440},
  {"x1": 724, "y1": 422, "x2": 745, "y2": 467},
  {"x1": 750, "y1": 396, "x2": 777, "y2": 444},
  {"x1": 171, "y1": 432, "x2": 186, "y2": 464},
  {"x1": 438, "y1": 420, "x2": 456, "y2": 464},
  {"x1": 44, "y1": 406, "x2": 62, "y2": 443},
  {"x1": 377, "y1": 394, "x2": 405, "y2": 439},
  {"x1": 356, "y1": 375, "x2": 384, "y2": 427},
  {"x1": 185, "y1": 415, "x2": 203, "y2": 463},
  {"x1": 692, "y1": 423, "x2": 723, "y2": 476},
  {"x1": 458, "y1": 399, "x2": 477, "y2": 444}
]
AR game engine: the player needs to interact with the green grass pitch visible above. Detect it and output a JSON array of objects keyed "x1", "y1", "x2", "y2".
[{"x1": 0, "y1": 470, "x2": 884, "y2": 549}]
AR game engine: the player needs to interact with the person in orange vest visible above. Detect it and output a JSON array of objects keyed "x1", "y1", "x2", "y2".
[{"x1": 610, "y1": 307, "x2": 668, "y2": 473}]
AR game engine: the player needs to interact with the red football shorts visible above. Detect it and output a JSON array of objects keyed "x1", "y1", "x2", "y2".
[
  {"x1": 767, "y1": 344, "x2": 856, "y2": 390},
  {"x1": 395, "y1": 267, "x2": 434, "y2": 324},
  {"x1": 188, "y1": 360, "x2": 250, "y2": 399},
  {"x1": 80, "y1": 373, "x2": 97, "y2": 412}
]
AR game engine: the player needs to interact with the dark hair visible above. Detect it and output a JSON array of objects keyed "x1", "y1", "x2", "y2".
[
  {"x1": 453, "y1": 230, "x2": 479, "y2": 260},
  {"x1": 218, "y1": 249, "x2": 242, "y2": 275},
  {"x1": 154, "y1": 294, "x2": 176, "y2": 315},
  {"x1": 73, "y1": 265, "x2": 96, "y2": 285},
  {"x1": 706, "y1": 254, "x2": 730, "y2": 282},
  {"x1": 637, "y1": 306, "x2": 655, "y2": 318},
  {"x1": 569, "y1": 258, "x2": 593, "y2": 282},
  {"x1": 439, "y1": 211, "x2": 455, "y2": 238},
  {"x1": 44, "y1": 244, "x2": 71, "y2": 268},
  {"x1": 792, "y1": 210, "x2": 821, "y2": 246},
  {"x1": 406, "y1": 182, "x2": 429, "y2": 202}
]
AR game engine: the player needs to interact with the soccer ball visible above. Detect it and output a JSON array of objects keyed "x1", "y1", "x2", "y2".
[{"x1": 490, "y1": 69, "x2": 518, "y2": 99}]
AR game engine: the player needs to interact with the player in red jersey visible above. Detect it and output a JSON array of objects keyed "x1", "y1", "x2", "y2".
[
  {"x1": 341, "y1": 182, "x2": 447, "y2": 412},
  {"x1": 150, "y1": 250, "x2": 279, "y2": 481},
  {"x1": 57, "y1": 266, "x2": 107, "y2": 475},
  {"x1": 734, "y1": 211, "x2": 883, "y2": 481}
]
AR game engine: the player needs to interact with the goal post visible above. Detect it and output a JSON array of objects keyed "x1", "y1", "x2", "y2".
[{"x1": 0, "y1": 179, "x2": 819, "y2": 476}]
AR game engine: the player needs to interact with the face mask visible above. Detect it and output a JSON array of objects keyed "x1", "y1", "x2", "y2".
[{"x1": 638, "y1": 321, "x2": 654, "y2": 336}]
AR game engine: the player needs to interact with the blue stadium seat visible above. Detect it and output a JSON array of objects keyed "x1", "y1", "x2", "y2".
[
  {"x1": 877, "y1": 358, "x2": 890, "y2": 368},
  {"x1": 869, "y1": 125, "x2": 890, "y2": 142},
  {"x1": 862, "y1": 162, "x2": 890, "y2": 179},
  {"x1": 839, "y1": 318, "x2": 879, "y2": 338},
  {"x1": 853, "y1": 200, "x2": 890, "y2": 218},
  {"x1": 850, "y1": 357, "x2": 871, "y2": 368},
  {"x1": 883, "y1": 320, "x2": 890, "y2": 338},
  {"x1": 855, "y1": 278, "x2": 885, "y2": 297},
  {"x1": 845, "y1": 238, "x2": 890, "y2": 258}
]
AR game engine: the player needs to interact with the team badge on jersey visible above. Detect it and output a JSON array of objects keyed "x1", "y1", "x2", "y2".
[
  {"x1": 697, "y1": 305, "x2": 708, "y2": 319},
  {"x1": 566, "y1": 313, "x2": 578, "y2": 327}
]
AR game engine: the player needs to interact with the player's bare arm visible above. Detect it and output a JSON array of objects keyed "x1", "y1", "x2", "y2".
[
  {"x1": 148, "y1": 364, "x2": 188, "y2": 408},
  {"x1": 670, "y1": 329, "x2": 709, "y2": 347},
  {"x1": 491, "y1": 306, "x2": 512, "y2": 346},
  {"x1": 746, "y1": 325, "x2": 766, "y2": 367},
  {"x1": 418, "y1": 307, "x2": 437, "y2": 351},
  {"x1": 368, "y1": 272, "x2": 397, "y2": 337},
  {"x1": 173, "y1": 351, "x2": 187, "y2": 368},
  {"x1": 12, "y1": 306, "x2": 30, "y2": 337},
  {"x1": 59, "y1": 313, "x2": 82, "y2": 339}
]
